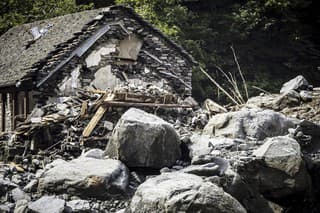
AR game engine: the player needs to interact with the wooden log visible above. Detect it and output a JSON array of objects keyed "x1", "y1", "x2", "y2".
[
  {"x1": 82, "y1": 93, "x2": 114, "y2": 137},
  {"x1": 24, "y1": 91, "x2": 29, "y2": 119},
  {"x1": 80, "y1": 100, "x2": 88, "y2": 118},
  {"x1": 1, "y1": 93, "x2": 5, "y2": 132}
]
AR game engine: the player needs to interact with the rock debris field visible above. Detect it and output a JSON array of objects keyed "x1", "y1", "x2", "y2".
[{"x1": 1, "y1": 75, "x2": 320, "y2": 213}]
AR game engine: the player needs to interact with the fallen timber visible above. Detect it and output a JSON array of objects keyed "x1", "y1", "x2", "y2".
[
  {"x1": 13, "y1": 89, "x2": 194, "y2": 143},
  {"x1": 82, "y1": 90, "x2": 193, "y2": 137}
]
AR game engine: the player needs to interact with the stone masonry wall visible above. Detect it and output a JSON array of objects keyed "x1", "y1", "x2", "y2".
[{"x1": 36, "y1": 8, "x2": 193, "y2": 104}]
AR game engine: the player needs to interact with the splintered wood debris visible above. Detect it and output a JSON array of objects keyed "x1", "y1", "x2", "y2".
[{"x1": 8, "y1": 87, "x2": 195, "y2": 157}]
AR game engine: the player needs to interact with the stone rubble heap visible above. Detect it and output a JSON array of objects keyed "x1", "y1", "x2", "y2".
[{"x1": 1, "y1": 75, "x2": 320, "y2": 213}]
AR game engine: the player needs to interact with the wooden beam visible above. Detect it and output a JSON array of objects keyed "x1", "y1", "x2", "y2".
[
  {"x1": 23, "y1": 91, "x2": 29, "y2": 119},
  {"x1": 1, "y1": 93, "x2": 5, "y2": 132},
  {"x1": 11, "y1": 92, "x2": 17, "y2": 130},
  {"x1": 81, "y1": 89, "x2": 176, "y2": 104},
  {"x1": 80, "y1": 100, "x2": 88, "y2": 118},
  {"x1": 82, "y1": 93, "x2": 114, "y2": 137},
  {"x1": 102, "y1": 101, "x2": 193, "y2": 109}
]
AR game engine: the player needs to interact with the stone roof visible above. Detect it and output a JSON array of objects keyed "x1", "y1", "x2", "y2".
[
  {"x1": 0, "y1": 9, "x2": 104, "y2": 88},
  {"x1": 0, "y1": 5, "x2": 197, "y2": 89}
]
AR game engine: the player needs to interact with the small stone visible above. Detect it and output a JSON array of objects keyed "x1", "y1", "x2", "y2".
[
  {"x1": 92, "y1": 203, "x2": 100, "y2": 209},
  {"x1": 32, "y1": 159, "x2": 40, "y2": 166},
  {"x1": 160, "y1": 167, "x2": 171, "y2": 173},
  {"x1": 23, "y1": 179, "x2": 38, "y2": 192},
  {"x1": 65, "y1": 200, "x2": 90, "y2": 213},
  {"x1": 81, "y1": 149, "x2": 105, "y2": 159},
  {"x1": 11, "y1": 175, "x2": 22, "y2": 185},
  {"x1": 0, "y1": 203, "x2": 14, "y2": 212},
  {"x1": 14, "y1": 199, "x2": 29, "y2": 213},
  {"x1": 172, "y1": 165, "x2": 183, "y2": 170},
  {"x1": 238, "y1": 144, "x2": 249, "y2": 151},
  {"x1": 35, "y1": 169, "x2": 44, "y2": 178},
  {"x1": 300, "y1": 90, "x2": 313, "y2": 102},
  {"x1": 103, "y1": 121, "x2": 114, "y2": 131},
  {"x1": 280, "y1": 75, "x2": 309, "y2": 93}
]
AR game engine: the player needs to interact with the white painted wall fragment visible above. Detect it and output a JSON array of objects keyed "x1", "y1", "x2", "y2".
[
  {"x1": 85, "y1": 43, "x2": 116, "y2": 67},
  {"x1": 118, "y1": 34, "x2": 143, "y2": 60},
  {"x1": 90, "y1": 65, "x2": 119, "y2": 90},
  {"x1": 58, "y1": 66, "x2": 81, "y2": 95}
]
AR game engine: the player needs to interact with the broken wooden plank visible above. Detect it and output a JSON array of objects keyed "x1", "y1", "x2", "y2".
[
  {"x1": 80, "y1": 100, "x2": 88, "y2": 118},
  {"x1": 102, "y1": 101, "x2": 193, "y2": 108},
  {"x1": 82, "y1": 93, "x2": 114, "y2": 137},
  {"x1": 85, "y1": 89, "x2": 109, "y2": 94},
  {"x1": 82, "y1": 89, "x2": 176, "y2": 104}
]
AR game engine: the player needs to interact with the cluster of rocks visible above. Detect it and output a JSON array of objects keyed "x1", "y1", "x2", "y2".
[
  {"x1": 1, "y1": 75, "x2": 320, "y2": 212},
  {"x1": 247, "y1": 75, "x2": 320, "y2": 122}
]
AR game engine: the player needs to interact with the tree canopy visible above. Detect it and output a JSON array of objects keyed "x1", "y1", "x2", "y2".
[{"x1": 0, "y1": 0, "x2": 92, "y2": 35}]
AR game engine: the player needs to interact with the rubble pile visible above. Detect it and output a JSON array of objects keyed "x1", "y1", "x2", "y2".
[
  {"x1": 1, "y1": 75, "x2": 320, "y2": 213},
  {"x1": 247, "y1": 75, "x2": 320, "y2": 122}
]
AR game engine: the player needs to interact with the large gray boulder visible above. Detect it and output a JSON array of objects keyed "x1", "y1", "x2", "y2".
[
  {"x1": 209, "y1": 169, "x2": 282, "y2": 213},
  {"x1": 253, "y1": 136, "x2": 302, "y2": 176},
  {"x1": 241, "y1": 136, "x2": 311, "y2": 200},
  {"x1": 129, "y1": 172, "x2": 246, "y2": 213},
  {"x1": 38, "y1": 157, "x2": 128, "y2": 198},
  {"x1": 280, "y1": 75, "x2": 309, "y2": 94},
  {"x1": 203, "y1": 109, "x2": 296, "y2": 140},
  {"x1": 106, "y1": 108, "x2": 181, "y2": 168},
  {"x1": 28, "y1": 196, "x2": 65, "y2": 213}
]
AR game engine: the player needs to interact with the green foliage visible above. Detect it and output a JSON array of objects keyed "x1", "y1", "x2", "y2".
[
  {"x1": 230, "y1": 0, "x2": 312, "y2": 38},
  {"x1": 0, "y1": 0, "x2": 93, "y2": 35},
  {"x1": 115, "y1": 0, "x2": 188, "y2": 38}
]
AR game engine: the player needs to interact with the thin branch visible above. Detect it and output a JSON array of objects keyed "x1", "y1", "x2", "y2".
[
  {"x1": 229, "y1": 72, "x2": 245, "y2": 104},
  {"x1": 199, "y1": 67, "x2": 240, "y2": 105},
  {"x1": 215, "y1": 65, "x2": 245, "y2": 104},
  {"x1": 230, "y1": 45, "x2": 249, "y2": 100},
  {"x1": 252, "y1": 86, "x2": 271, "y2": 95}
]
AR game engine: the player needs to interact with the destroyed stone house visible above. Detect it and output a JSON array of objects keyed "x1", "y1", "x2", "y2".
[{"x1": 0, "y1": 5, "x2": 197, "y2": 132}]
